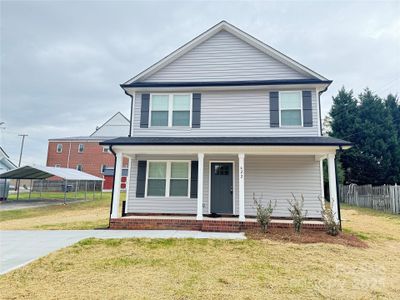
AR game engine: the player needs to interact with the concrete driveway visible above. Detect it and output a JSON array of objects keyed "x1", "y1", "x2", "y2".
[{"x1": 0, "y1": 230, "x2": 246, "y2": 274}]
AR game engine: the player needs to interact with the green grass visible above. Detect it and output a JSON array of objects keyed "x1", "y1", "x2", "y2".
[
  {"x1": 0, "y1": 192, "x2": 122, "y2": 230},
  {"x1": 0, "y1": 192, "x2": 109, "y2": 222},
  {"x1": 7, "y1": 191, "x2": 101, "y2": 201}
]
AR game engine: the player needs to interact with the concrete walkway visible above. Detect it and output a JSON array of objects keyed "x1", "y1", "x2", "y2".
[{"x1": 0, "y1": 230, "x2": 246, "y2": 274}]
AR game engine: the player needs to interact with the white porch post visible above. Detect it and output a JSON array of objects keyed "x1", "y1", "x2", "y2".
[
  {"x1": 197, "y1": 153, "x2": 204, "y2": 220},
  {"x1": 238, "y1": 153, "x2": 245, "y2": 221},
  {"x1": 320, "y1": 159, "x2": 325, "y2": 200},
  {"x1": 111, "y1": 152, "x2": 123, "y2": 218},
  {"x1": 327, "y1": 153, "x2": 339, "y2": 223}
]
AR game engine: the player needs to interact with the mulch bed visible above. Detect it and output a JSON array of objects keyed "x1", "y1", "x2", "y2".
[{"x1": 246, "y1": 227, "x2": 368, "y2": 248}]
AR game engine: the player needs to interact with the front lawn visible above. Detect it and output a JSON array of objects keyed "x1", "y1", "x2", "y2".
[
  {"x1": 0, "y1": 206, "x2": 399, "y2": 299},
  {"x1": 0, "y1": 192, "x2": 116, "y2": 230}
]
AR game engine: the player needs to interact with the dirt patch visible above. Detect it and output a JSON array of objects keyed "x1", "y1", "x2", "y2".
[{"x1": 246, "y1": 227, "x2": 368, "y2": 248}]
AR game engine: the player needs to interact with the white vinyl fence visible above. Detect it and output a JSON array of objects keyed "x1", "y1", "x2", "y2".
[{"x1": 339, "y1": 184, "x2": 400, "y2": 214}]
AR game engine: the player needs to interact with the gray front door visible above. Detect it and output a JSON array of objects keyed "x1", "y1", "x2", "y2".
[{"x1": 210, "y1": 163, "x2": 233, "y2": 214}]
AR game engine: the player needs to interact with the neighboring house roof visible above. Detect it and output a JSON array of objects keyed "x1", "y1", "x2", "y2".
[
  {"x1": 122, "y1": 20, "x2": 330, "y2": 88},
  {"x1": 90, "y1": 112, "x2": 130, "y2": 137},
  {"x1": 48, "y1": 136, "x2": 118, "y2": 142},
  {"x1": 0, "y1": 146, "x2": 17, "y2": 171},
  {"x1": 48, "y1": 112, "x2": 129, "y2": 141},
  {"x1": 100, "y1": 136, "x2": 352, "y2": 147},
  {"x1": 0, "y1": 165, "x2": 103, "y2": 181}
]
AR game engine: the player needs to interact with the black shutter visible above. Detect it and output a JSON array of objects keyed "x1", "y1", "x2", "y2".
[
  {"x1": 192, "y1": 93, "x2": 201, "y2": 128},
  {"x1": 190, "y1": 161, "x2": 198, "y2": 198},
  {"x1": 302, "y1": 91, "x2": 313, "y2": 127},
  {"x1": 136, "y1": 160, "x2": 147, "y2": 198},
  {"x1": 140, "y1": 94, "x2": 150, "y2": 128},
  {"x1": 270, "y1": 91, "x2": 279, "y2": 127}
]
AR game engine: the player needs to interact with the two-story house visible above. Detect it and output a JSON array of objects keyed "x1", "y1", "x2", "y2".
[{"x1": 102, "y1": 21, "x2": 351, "y2": 231}]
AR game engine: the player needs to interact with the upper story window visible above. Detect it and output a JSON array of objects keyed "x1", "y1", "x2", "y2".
[
  {"x1": 146, "y1": 161, "x2": 190, "y2": 197},
  {"x1": 76, "y1": 164, "x2": 83, "y2": 171},
  {"x1": 78, "y1": 144, "x2": 84, "y2": 153},
  {"x1": 56, "y1": 144, "x2": 63, "y2": 153},
  {"x1": 279, "y1": 91, "x2": 302, "y2": 126},
  {"x1": 54, "y1": 164, "x2": 61, "y2": 168},
  {"x1": 102, "y1": 146, "x2": 110, "y2": 153},
  {"x1": 150, "y1": 94, "x2": 191, "y2": 127}
]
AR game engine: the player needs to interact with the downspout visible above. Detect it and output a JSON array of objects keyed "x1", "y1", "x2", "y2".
[
  {"x1": 318, "y1": 86, "x2": 329, "y2": 136},
  {"x1": 123, "y1": 89, "x2": 134, "y2": 138},
  {"x1": 335, "y1": 146, "x2": 343, "y2": 230},
  {"x1": 108, "y1": 145, "x2": 117, "y2": 228}
]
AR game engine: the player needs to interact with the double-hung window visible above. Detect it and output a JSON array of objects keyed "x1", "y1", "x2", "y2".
[
  {"x1": 151, "y1": 95, "x2": 169, "y2": 126},
  {"x1": 150, "y1": 94, "x2": 191, "y2": 127},
  {"x1": 280, "y1": 91, "x2": 302, "y2": 126},
  {"x1": 146, "y1": 161, "x2": 190, "y2": 197},
  {"x1": 172, "y1": 95, "x2": 191, "y2": 126}
]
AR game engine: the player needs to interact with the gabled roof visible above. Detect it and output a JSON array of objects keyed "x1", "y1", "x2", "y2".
[
  {"x1": 0, "y1": 146, "x2": 17, "y2": 170},
  {"x1": 90, "y1": 112, "x2": 129, "y2": 137},
  {"x1": 123, "y1": 21, "x2": 329, "y2": 87}
]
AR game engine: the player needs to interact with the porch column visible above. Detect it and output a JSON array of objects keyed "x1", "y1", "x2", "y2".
[
  {"x1": 327, "y1": 153, "x2": 339, "y2": 223},
  {"x1": 238, "y1": 153, "x2": 245, "y2": 221},
  {"x1": 111, "y1": 152, "x2": 123, "y2": 218},
  {"x1": 197, "y1": 153, "x2": 204, "y2": 220}
]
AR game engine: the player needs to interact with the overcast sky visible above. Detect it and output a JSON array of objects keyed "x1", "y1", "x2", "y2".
[{"x1": 1, "y1": 0, "x2": 399, "y2": 165}]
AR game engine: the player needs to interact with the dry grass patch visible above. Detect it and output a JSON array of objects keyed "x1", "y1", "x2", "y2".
[
  {"x1": 0, "y1": 205, "x2": 399, "y2": 299},
  {"x1": 246, "y1": 227, "x2": 368, "y2": 248},
  {"x1": 1, "y1": 237, "x2": 399, "y2": 299},
  {"x1": 0, "y1": 193, "x2": 116, "y2": 230}
]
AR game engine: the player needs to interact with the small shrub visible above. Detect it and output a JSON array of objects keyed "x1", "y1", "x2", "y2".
[
  {"x1": 253, "y1": 193, "x2": 276, "y2": 233},
  {"x1": 287, "y1": 194, "x2": 307, "y2": 233},
  {"x1": 320, "y1": 199, "x2": 340, "y2": 236}
]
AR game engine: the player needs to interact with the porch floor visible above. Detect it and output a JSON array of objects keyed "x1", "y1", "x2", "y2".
[{"x1": 110, "y1": 215, "x2": 325, "y2": 232}]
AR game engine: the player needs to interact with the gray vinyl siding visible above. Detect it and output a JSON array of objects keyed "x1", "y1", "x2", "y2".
[
  {"x1": 133, "y1": 89, "x2": 319, "y2": 137},
  {"x1": 126, "y1": 155, "x2": 322, "y2": 218},
  {"x1": 245, "y1": 155, "x2": 323, "y2": 218},
  {"x1": 126, "y1": 155, "x2": 197, "y2": 214},
  {"x1": 143, "y1": 30, "x2": 310, "y2": 82}
]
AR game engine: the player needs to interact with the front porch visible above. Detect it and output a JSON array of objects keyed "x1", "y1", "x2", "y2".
[
  {"x1": 103, "y1": 137, "x2": 351, "y2": 232},
  {"x1": 110, "y1": 215, "x2": 325, "y2": 232}
]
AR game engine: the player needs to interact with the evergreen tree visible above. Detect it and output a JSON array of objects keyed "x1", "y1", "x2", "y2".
[{"x1": 329, "y1": 88, "x2": 400, "y2": 185}]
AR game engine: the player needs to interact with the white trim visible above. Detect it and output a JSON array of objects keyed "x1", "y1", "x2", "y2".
[
  {"x1": 279, "y1": 90, "x2": 303, "y2": 127},
  {"x1": 115, "y1": 145, "x2": 343, "y2": 156},
  {"x1": 319, "y1": 158, "x2": 325, "y2": 199},
  {"x1": 197, "y1": 153, "x2": 204, "y2": 220},
  {"x1": 111, "y1": 152, "x2": 123, "y2": 218},
  {"x1": 208, "y1": 160, "x2": 236, "y2": 215},
  {"x1": 149, "y1": 93, "x2": 192, "y2": 128},
  {"x1": 124, "y1": 157, "x2": 132, "y2": 214},
  {"x1": 145, "y1": 160, "x2": 191, "y2": 198},
  {"x1": 123, "y1": 21, "x2": 328, "y2": 85},
  {"x1": 327, "y1": 153, "x2": 339, "y2": 223},
  {"x1": 238, "y1": 153, "x2": 245, "y2": 221}
]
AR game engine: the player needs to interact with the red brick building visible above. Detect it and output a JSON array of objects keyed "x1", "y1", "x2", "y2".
[{"x1": 46, "y1": 112, "x2": 130, "y2": 190}]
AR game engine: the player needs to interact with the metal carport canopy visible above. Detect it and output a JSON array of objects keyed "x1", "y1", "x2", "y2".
[{"x1": 0, "y1": 165, "x2": 103, "y2": 181}]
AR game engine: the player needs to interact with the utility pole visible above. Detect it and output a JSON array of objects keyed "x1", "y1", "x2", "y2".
[
  {"x1": 18, "y1": 134, "x2": 28, "y2": 167},
  {"x1": 16, "y1": 134, "x2": 28, "y2": 200}
]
